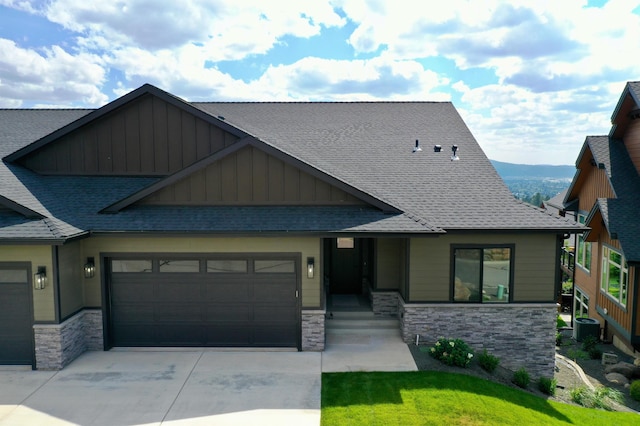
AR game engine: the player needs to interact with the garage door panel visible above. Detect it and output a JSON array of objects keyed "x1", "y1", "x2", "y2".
[
  {"x1": 156, "y1": 282, "x2": 202, "y2": 302},
  {"x1": 205, "y1": 325, "x2": 252, "y2": 345},
  {"x1": 111, "y1": 281, "x2": 153, "y2": 302},
  {"x1": 156, "y1": 325, "x2": 205, "y2": 345},
  {"x1": 0, "y1": 268, "x2": 33, "y2": 365},
  {"x1": 112, "y1": 304, "x2": 154, "y2": 321},
  {"x1": 157, "y1": 304, "x2": 204, "y2": 321},
  {"x1": 253, "y1": 325, "x2": 298, "y2": 346},
  {"x1": 111, "y1": 325, "x2": 156, "y2": 345},
  {"x1": 204, "y1": 283, "x2": 251, "y2": 301},
  {"x1": 254, "y1": 306, "x2": 297, "y2": 322},
  {"x1": 205, "y1": 305, "x2": 252, "y2": 321}
]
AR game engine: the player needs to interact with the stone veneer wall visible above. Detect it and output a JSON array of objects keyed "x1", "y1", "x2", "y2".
[
  {"x1": 370, "y1": 291, "x2": 399, "y2": 317},
  {"x1": 301, "y1": 309, "x2": 325, "y2": 351},
  {"x1": 400, "y1": 300, "x2": 557, "y2": 378},
  {"x1": 33, "y1": 309, "x2": 103, "y2": 370}
]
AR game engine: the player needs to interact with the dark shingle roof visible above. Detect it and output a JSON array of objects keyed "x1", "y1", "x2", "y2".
[{"x1": 0, "y1": 88, "x2": 582, "y2": 241}]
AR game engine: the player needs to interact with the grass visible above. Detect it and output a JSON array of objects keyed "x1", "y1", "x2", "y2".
[{"x1": 322, "y1": 371, "x2": 639, "y2": 425}]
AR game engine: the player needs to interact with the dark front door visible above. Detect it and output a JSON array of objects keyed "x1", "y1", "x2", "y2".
[
  {"x1": 329, "y1": 238, "x2": 363, "y2": 294},
  {"x1": 0, "y1": 264, "x2": 34, "y2": 366}
]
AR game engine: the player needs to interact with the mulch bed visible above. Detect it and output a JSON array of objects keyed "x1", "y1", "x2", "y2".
[{"x1": 408, "y1": 332, "x2": 640, "y2": 413}]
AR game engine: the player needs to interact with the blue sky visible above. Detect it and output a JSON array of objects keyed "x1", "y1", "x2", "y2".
[{"x1": 1, "y1": 0, "x2": 639, "y2": 165}]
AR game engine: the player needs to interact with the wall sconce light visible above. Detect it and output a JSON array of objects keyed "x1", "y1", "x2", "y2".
[
  {"x1": 34, "y1": 266, "x2": 47, "y2": 290},
  {"x1": 84, "y1": 257, "x2": 95, "y2": 278},
  {"x1": 451, "y1": 144, "x2": 460, "y2": 161},
  {"x1": 307, "y1": 257, "x2": 315, "y2": 279}
]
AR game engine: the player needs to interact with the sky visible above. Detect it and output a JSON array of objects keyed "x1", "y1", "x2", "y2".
[{"x1": 0, "y1": 0, "x2": 639, "y2": 165}]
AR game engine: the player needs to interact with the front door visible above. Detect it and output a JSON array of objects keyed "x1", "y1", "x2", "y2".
[{"x1": 328, "y1": 238, "x2": 372, "y2": 294}]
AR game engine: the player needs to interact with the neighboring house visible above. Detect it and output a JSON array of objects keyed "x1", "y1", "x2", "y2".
[
  {"x1": 0, "y1": 84, "x2": 581, "y2": 376},
  {"x1": 564, "y1": 81, "x2": 640, "y2": 355}
]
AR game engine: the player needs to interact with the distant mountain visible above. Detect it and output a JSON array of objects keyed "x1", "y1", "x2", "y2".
[
  {"x1": 490, "y1": 160, "x2": 575, "y2": 180},
  {"x1": 490, "y1": 160, "x2": 575, "y2": 204}
]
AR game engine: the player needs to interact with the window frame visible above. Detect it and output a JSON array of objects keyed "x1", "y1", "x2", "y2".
[
  {"x1": 450, "y1": 244, "x2": 515, "y2": 303},
  {"x1": 576, "y1": 214, "x2": 591, "y2": 272},
  {"x1": 574, "y1": 287, "x2": 589, "y2": 318},
  {"x1": 600, "y1": 245, "x2": 628, "y2": 306}
]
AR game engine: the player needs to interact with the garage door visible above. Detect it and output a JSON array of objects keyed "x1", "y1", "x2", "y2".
[
  {"x1": 0, "y1": 265, "x2": 33, "y2": 365},
  {"x1": 107, "y1": 255, "x2": 300, "y2": 348}
]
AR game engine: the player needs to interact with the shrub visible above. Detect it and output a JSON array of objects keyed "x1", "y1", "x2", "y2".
[
  {"x1": 557, "y1": 315, "x2": 567, "y2": 328},
  {"x1": 588, "y1": 347, "x2": 603, "y2": 360},
  {"x1": 537, "y1": 376, "x2": 557, "y2": 396},
  {"x1": 429, "y1": 337, "x2": 474, "y2": 368},
  {"x1": 555, "y1": 331, "x2": 562, "y2": 346},
  {"x1": 581, "y1": 336, "x2": 602, "y2": 360},
  {"x1": 512, "y1": 367, "x2": 530, "y2": 389},
  {"x1": 570, "y1": 386, "x2": 624, "y2": 410},
  {"x1": 567, "y1": 348, "x2": 588, "y2": 361},
  {"x1": 477, "y1": 349, "x2": 500, "y2": 373},
  {"x1": 630, "y1": 380, "x2": 640, "y2": 402}
]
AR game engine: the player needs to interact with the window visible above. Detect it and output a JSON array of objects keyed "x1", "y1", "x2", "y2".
[
  {"x1": 452, "y1": 246, "x2": 512, "y2": 303},
  {"x1": 159, "y1": 260, "x2": 200, "y2": 273},
  {"x1": 601, "y1": 246, "x2": 628, "y2": 306},
  {"x1": 574, "y1": 288, "x2": 589, "y2": 318},
  {"x1": 207, "y1": 260, "x2": 247, "y2": 273},
  {"x1": 111, "y1": 260, "x2": 152, "y2": 273},
  {"x1": 576, "y1": 214, "x2": 591, "y2": 272},
  {"x1": 254, "y1": 260, "x2": 295, "y2": 273}
]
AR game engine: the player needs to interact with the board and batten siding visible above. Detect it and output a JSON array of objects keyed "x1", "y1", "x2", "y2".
[
  {"x1": 408, "y1": 234, "x2": 558, "y2": 302},
  {"x1": 80, "y1": 236, "x2": 322, "y2": 308},
  {"x1": 0, "y1": 245, "x2": 54, "y2": 322},
  {"x1": 624, "y1": 119, "x2": 640, "y2": 175},
  {"x1": 140, "y1": 145, "x2": 365, "y2": 206},
  {"x1": 577, "y1": 167, "x2": 614, "y2": 212},
  {"x1": 20, "y1": 94, "x2": 239, "y2": 175}
]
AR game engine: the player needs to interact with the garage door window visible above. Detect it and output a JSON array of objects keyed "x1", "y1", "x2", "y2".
[
  {"x1": 255, "y1": 260, "x2": 295, "y2": 273},
  {"x1": 0, "y1": 269, "x2": 28, "y2": 283},
  {"x1": 207, "y1": 260, "x2": 247, "y2": 273},
  {"x1": 112, "y1": 260, "x2": 152, "y2": 273},
  {"x1": 159, "y1": 260, "x2": 199, "y2": 273}
]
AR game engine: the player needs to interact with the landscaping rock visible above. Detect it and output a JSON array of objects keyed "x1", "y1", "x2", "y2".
[
  {"x1": 634, "y1": 358, "x2": 640, "y2": 367},
  {"x1": 606, "y1": 372, "x2": 629, "y2": 386},
  {"x1": 604, "y1": 362, "x2": 640, "y2": 379}
]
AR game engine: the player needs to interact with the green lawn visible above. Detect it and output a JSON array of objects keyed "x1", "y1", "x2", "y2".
[{"x1": 321, "y1": 371, "x2": 639, "y2": 425}]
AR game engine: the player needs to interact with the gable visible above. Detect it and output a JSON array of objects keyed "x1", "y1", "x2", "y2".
[
  {"x1": 15, "y1": 93, "x2": 240, "y2": 176},
  {"x1": 137, "y1": 145, "x2": 367, "y2": 207}
]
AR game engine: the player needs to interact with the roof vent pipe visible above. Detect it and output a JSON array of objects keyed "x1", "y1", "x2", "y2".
[
  {"x1": 413, "y1": 139, "x2": 422, "y2": 153},
  {"x1": 434, "y1": 145, "x2": 442, "y2": 152},
  {"x1": 451, "y1": 145, "x2": 460, "y2": 161}
]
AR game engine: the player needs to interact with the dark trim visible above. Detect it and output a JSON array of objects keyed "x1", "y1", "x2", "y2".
[
  {"x1": 0, "y1": 195, "x2": 45, "y2": 219},
  {"x1": 596, "y1": 306, "x2": 631, "y2": 342},
  {"x1": 443, "y1": 228, "x2": 584, "y2": 235},
  {"x1": 404, "y1": 238, "x2": 411, "y2": 302},
  {"x1": 86, "y1": 230, "x2": 443, "y2": 239},
  {"x1": 449, "y1": 243, "x2": 516, "y2": 304},
  {"x1": 0, "y1": 239, "x2": 66, "y2": 246},
  {"x1": 4, "y1": 84, "x2": 249, "y2": 163},
  {"x1": 52, "y1": 246, "x2": 60, "y2": 324},
  {"x1": 633, "y1": 266, "x2": 639, "y2": 344},
  {"x1": 100, "y1": 136, "x2": 401, "y2": 214}
]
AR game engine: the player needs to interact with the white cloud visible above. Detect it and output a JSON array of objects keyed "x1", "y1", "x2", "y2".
[{"x1": 0, "y1": 38, "x2": 107, "y2": 106}]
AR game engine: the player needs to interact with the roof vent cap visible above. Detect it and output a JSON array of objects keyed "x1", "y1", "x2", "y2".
[{"x1": 413, "y1": 139, "x2": 422, "y2": 153}]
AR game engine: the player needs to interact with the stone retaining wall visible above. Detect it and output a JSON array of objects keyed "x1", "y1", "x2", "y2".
[
  {"x1": 370, "y1": 291, "x2": 399, "y2": 317},
  {"x1": 301, "y1": 309, "x2": 325, "y2": 351},
  {"x1": 34, "y1": 309, "x2": 103, "y2": 370},
  {"x1": 400, "y1": 300, "x2": 557, "y2": 378}
]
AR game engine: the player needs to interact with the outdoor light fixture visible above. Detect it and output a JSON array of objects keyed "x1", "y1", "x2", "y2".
[
  {"x1": 34, "y1": 266, "x2": 47, "y2": 290},
  {"x1": 307, "y1": 257, "x2": 315, "y2": 279},
  {"x1": 433, "y1": 145, "x2": 442, "y2": 152},
  {"x1": 412, "y1": 139, "x2": 422, "y2": 152},
  {"x1": 84, "y1": 257, "x2": 95, "y2": 278},
  {"x1": 451, "y1": 144, "x2": 460, "y2": 161}
]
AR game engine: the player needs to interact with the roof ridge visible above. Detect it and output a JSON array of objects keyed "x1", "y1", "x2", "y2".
[{"x1": 192, "y1": 101, "x2": 451, "y2": 105}]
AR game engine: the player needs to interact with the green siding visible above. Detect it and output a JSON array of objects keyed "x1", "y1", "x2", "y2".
[
  {"x1": 58, "y1": 242, "x2": 84, "y2": 319},
  {"x1": 376, "y1": 238, "x2": 404, "y2": 290},
  {"x1": 409, "y1": 234, "x2": 557, "y2": 302}
]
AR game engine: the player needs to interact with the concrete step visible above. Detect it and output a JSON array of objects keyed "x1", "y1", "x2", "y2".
[{"x1": 325, "y1": 318, "x2": 399, "y2": 330}]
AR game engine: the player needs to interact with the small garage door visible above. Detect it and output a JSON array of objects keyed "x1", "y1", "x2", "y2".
[
  {"x1": 107, "y1": 255, "x2": 300, "y2": 348},
  {"x1": 0, "y1": 265, "x2": 33, "y2": 365}
]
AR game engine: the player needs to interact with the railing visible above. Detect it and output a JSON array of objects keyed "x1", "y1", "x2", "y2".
[{"x1": 561, "y1": 247, "x2": 575, "y2": 272}]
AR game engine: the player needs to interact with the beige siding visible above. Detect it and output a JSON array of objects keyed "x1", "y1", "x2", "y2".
[
  {"x1": 0, "y1": 245, "x2": 54, "y2": 321},
  {"x1": 81, "y1": 236, "x2": 322, "y2": 308},
  {"x1": 376, "y1": 239, "x2": 404, "y2": 290},
  {"x1": 409, "y1": 234, "x2": 557, "y2": 302},
  {"x1": 58, "y1": 242, "x2": 84, "y2": 319}
]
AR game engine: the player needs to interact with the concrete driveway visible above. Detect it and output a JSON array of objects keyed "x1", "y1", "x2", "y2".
[{"x1": 0, "y1": 350, "x2": 321, "y2": 426}]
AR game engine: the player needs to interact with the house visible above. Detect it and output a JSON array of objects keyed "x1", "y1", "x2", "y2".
[
  {"x1": 563, "y1": 81, "x2": 640, "y2": 354},
  {"x1": 0, "y1": 84, "x2": 581, "y2": 376}
]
